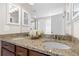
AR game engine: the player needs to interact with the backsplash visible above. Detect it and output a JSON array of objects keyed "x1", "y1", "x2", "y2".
[
  {"x1": 0, "y1": 33, "x2": 78, "y2": 42},
  {"x1": 0, "y1": 33, "x2": 28, "y2": 38},
  {"x1": 43, "y1": 34, "x2": 79, "y2": 42}
]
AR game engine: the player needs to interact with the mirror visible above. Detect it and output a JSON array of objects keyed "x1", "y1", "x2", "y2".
[
  {"x1": 73, "y1": 3, "x2": 79, "y2": 16},
  {"x1": 22, "y1": 9, "x2": 29, "y2": 26},
  {"x1": 24, "y1": 12, "x2": 28, "y2": 24},
  {"x1": 31, "y1": 3, "x2": 66, "y2": 35},
  {"x1": 9, "y1": 10, "x2": 19, "y2": 23},
  {"x1": 30, "y1": 3, "x2": 79, "y2": 40}
]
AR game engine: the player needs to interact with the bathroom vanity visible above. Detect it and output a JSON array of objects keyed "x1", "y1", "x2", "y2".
[
  {"x1": 1, "y1": 41, "x2": 49, "y2": 56},
  {"x1": 0, "y1": 35, "x2": 78, "y2": 56}
]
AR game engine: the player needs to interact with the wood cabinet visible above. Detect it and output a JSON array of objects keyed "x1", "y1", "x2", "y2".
[
  {"x1": 1, "y1": 41, "x2": 49, "y2": 56},
  {"x1": 2, "y1": 48, "x2": 15, "y2": 56},
  {"x1": 2, "y1": 41, "x2": 15, "y2": 52},
  {"x1": 16, "y1": 46, "x2": 28, "y2": 56},
  {"x1": 29, "y1": 50, "x2": 48, "y2": 56},
  {"x1": 1, "y1": 41, "x2": 15, "y2": 56}
]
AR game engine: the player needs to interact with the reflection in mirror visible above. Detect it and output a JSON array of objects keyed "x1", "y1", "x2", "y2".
[
  {"x1": 24, "y1": 12, "x2": 28, "y2": 25},
  {"x1": 73, "y1": 3, "x2": 79, "y2": 16},
  {"x1": 32, "y1": 3, "x2": 66, "y2": 36},
  {"x1": 31, "y1": 3, "x2": 79, "y2": 40},
  {"x1": 9, "y1": 10, "x2": 19, "y2": 23},
  {"x1": 8, "y1": 4, "x2": 20, "y2": 24}
]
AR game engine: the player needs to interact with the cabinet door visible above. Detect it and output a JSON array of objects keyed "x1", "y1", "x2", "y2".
[
  {"x1": 2, "y1": 48, "x2": 15, "y2": 56},
  {"x1": 2, "y1": 41, "x2": 15, "y2": 52},
  {"x1": 16, "y1": 46, "x2": 28, "y2": 56},
  {"x1": 7, "y1": 3, "x2": 21, "y2": 25},
  {"x1": 29, "y1": 50, "x2": 47, "y2": 56}
]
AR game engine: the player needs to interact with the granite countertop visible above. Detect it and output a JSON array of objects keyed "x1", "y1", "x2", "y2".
[{"x1": 0, "y1": 36, "x2": 79, "y2": 56}]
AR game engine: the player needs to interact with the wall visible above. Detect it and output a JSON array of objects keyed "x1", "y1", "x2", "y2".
[
  {"x1": 37, "y1": 18, "x2": 46, "y2": 33},
  {"x1": 0, "y1": 3, "x2": 65, "y2": 35},
  {"x1": 65, "y1": 3, "x2": 79, "y2": 39},
  {"x1": 51, "y1": 14, "x2": 65, "y2": 35},
  {"x1": 0, "y1": 3, "x2": 4, "y2": 34},
  {"x1": 73, "y1": 17, "x2": 79, "y2": 39},
  {"x1": 15, "y1": 3, "x2": 32, "y2": 13},
  {"x1": 17, "y1": 3, "x2": 32, "y2": 33},
  {"x1": 0, "y1": 3, "x2": 32, "y2": 34},
  {"x1": 45, "y1": 17, "x2": 51, "y2": 34},
  {"x1": 0, "y1": 3, "x2": 18, "y2": 34},
  {"x1": 36, "y1": 14, "x2": 65, "y2": 35},
  {"x1": 37, "y1": 17, "x2": 51, "y2": 34}
]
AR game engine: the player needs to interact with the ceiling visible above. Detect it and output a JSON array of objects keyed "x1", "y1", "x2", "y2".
[
  {"x1": 32, "y1": 3, "x2": 65, "y2": 10},
  {"x1": 17, "y1": 3, "x2": 66, "y2": 17},
  {"x1": 31, "y1": 3, "x2": 65, "y2": 17}
]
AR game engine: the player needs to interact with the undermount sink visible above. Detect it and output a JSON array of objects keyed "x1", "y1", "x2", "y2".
[{"x1": 43, "y1": 42, "x2": 71, "y2": 49}]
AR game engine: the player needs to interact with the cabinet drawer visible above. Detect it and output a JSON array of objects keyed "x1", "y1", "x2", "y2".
[
  {"x1": 2, "y1": 48, "x2": 15, "y2": 56},
  {"x1": 16, "y1": 46, "x2": 28, "y2": 56},
  {"x1": 29, "y1": 50, "x2": 47, "y2": 56},
  {"x1": 2, "y1": 41, "x2": 15, "y2": 52}
]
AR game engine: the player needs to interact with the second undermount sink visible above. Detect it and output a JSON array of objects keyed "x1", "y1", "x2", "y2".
[{"x1": 43, "y1": 42, "x2": 71, "y2": 49}]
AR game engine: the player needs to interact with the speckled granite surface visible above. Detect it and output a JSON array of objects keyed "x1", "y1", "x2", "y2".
[{"x1": 0, "y1": 34, "x2": 79, "y2": 56}]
